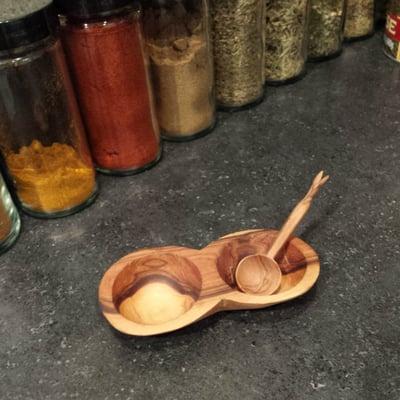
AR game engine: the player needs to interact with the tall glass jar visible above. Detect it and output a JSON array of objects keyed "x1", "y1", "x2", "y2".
[
  {"x1": 265, "y1": 0, "x2": 310, "y2": 85},
  {"x1": 376, "y1": 0, "x2": 389, "y2": 27},
  {"x1": 142, "y1": 0, "x2": 216, "y2": 141},
  {"x1": 211, "y1": 0, "x2": 265, "y2": 110},
  {"x1": 384, "y1": 0, "x2": 400, "y2": 62},
  {"x1": 0, "y1": 4, "x2": 97, "y2": 218},
  {"x1": 0, "y1": 172, "x2": 20, "y2": 254},
  {"x1": 308, "y1": 0, "x2": 346, "y2": 61},
  {"x1": 56, "y1": 0, "x2": 161, "y2": 174},
  {"x1": 344, "y1": 0, "x2": 375, "y2": 40}
]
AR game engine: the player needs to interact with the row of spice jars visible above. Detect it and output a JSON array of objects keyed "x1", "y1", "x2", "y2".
[
  {"x1": 0, "y1": 0, "x2": 378, "y2": 220},
  {"x1": 60, "y1": 0, "x2": 217, "y2": 143},
  {"x1": 264, "y1": 0, "x2": 377, "y2": 85},
  {"x1": 212, "y1": 0, "x2": 376, "y2": 100},
  {"x1": 0, "y1": 0, "x2": 215, "y2": 219}
]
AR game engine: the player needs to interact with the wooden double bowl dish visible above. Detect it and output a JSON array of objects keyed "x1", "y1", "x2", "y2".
[{"x1": 99, "y1": 229, "x2": 320, "y2": 336}]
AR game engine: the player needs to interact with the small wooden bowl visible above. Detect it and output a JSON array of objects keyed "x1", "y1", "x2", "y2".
[{"x1": 98, "y1": 229, "x2": 320, "y2": 336}]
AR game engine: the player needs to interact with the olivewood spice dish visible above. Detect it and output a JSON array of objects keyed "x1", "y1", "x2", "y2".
[
  {"x1": 99, "y1": 173, "x2": 327, "y2": 336},
  {"x1": 99, "y1": 229, "x2": 320, "y2": 336}
]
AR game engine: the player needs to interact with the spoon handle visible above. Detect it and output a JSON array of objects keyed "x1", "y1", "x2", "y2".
[{"x1": 266, "y1": 171, "x2": 329, "y2": 260}]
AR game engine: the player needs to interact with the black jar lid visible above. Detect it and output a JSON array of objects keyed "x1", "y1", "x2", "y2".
[
  {"x1": 0, "y1": 3, "x2": 58, "y2": 52},
  {"x1": 55, "y1": 0, "x2": 136, "y2": 19}
]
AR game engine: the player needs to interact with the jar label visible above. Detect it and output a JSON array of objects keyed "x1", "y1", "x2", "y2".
[
  {"x1": 385, "y1": 14, "x2": 400, "y2": 60},
  {"x1": 386, "y1": 14, "x2": 400, "y2": 41}
]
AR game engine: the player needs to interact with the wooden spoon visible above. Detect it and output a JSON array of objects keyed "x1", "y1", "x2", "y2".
[{"x1": 235, "y1": 171, "x2": 329, "y2": 295}]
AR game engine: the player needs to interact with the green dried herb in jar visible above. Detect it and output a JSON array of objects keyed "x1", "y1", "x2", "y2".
[
  {"x1": 344, "y1": 0, "x2": 375, "y2": 40},
  {"x1": 211, "y1": 0, "x2": 265, "y2": 110},
  {"x1": 265, "y1": 0, "x2": 310, "y2": 85},
  {"x1": 308, "y1": 0, "x2": 346, "y2": 60}
]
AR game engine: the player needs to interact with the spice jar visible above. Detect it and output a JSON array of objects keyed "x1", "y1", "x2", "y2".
[
  {"x1": 344, "y1": 0, "x2": 375, "y2": 40},
  {"x1": 265, "y1": 0, "x2": 310, "y2": 85},
  {"x1": 0, "y1": 172, "x2": 20, "y2": 254},
  {"x1": 376, "y1": 0, "x2": 389, "y2": 27},
  {"x1": 211, "y1": 0, "x2": 265, "y2": 109},
  {"x1": 0, "y1": 3, "x2": 97, "y2": 218},
  {"x1": 56, "y1": 0, "x2": 161, "y2": 173},
  {"x1": 384, "y1": 0, "x2": 400, "y2": 62},
  {"x1": 142, "y1": 0, "x2": 216, "y2": 141},
  {"x1": 308, "y1": 0, "x2": 346, "y2": 61}
]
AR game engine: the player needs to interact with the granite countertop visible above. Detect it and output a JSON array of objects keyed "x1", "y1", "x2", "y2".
[{"x1": 1, "y1": 35, "x2": 399, "y2": 400}]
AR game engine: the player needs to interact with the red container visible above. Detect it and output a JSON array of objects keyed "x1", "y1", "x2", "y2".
[{"x1": 57, "y1": 0, "x2": 161, "y2": 175}]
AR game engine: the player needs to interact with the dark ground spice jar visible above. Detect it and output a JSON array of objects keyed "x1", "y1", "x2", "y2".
[
  {"x1": 56, "y1": 0, "x2": 161, "y2": 175},
  {"x1": 376, "y1": 0, "x2": 390, "y2": 27}
]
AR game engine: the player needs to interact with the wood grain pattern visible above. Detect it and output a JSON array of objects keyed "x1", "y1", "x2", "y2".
[
  {"x1": 98, "y1": 229, "x2": 320, "y2": 336},
  {"x1": 235, "y1": 171, "x2": 328, "y2": 295},
  {"x1": 235, "y1": 254, "x2": 282, "y2": 295}
]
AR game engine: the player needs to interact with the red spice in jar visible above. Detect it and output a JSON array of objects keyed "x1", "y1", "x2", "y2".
[{"x1": 61, "y1": 10, "x2": 160, "y2": 173}]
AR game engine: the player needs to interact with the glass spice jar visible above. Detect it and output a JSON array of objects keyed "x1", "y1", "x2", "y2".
[
  {"x1": 376, "y1": 0, "x2": 389, "y2": 27},
  {"x1": 265, "y1": 0, "x2": 310, "y2": 85},
  {"x1": 384, "y1": 0, "x2": 400, "y2": 62},
  {"x1": 0, "y1": 3, "x2": 97, "y2": 218},
  {"x1": 211, "y1": 0, "x2": 265, "y2": 110},
  {"x1": 0, "y1": 172, "x2": 20, "y2": 254},
  {"x1": 308, "y1": 0, "x2": 346, "y2": 61},
  {"x1": 344, "y1": 0, "x2": 375, "y2": 40},
  {"x1": 142, "y1": 0, "x2": 216, "y2": 141},
  {"x1": 56, "y1": 0, "x2": 161, "y2": 174}
]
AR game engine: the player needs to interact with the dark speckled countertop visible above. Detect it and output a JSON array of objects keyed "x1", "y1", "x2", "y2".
[{"x1": 1, "y1": 35, "x2": 399, "y2": 400}]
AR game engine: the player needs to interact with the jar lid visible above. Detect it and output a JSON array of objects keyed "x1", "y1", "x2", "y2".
[
  {"x1": 0, "y1": 3, "x2": 58, "y2": 51},
  {"x1": 55, "y1": 0, "x2": 136, "y2": 19}
]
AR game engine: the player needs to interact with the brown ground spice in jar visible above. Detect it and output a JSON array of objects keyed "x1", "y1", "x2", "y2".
[{"x1": 143, "y1": 4, "x2": 215, "y2": 138}]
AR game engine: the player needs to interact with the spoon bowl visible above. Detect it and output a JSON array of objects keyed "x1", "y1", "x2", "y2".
[
  {"x1": 235, "y1": 254, "x2": 282, "y2": 295},
  {"x1": 235, "y1": 171, "x2": 329, "y2": 295}
]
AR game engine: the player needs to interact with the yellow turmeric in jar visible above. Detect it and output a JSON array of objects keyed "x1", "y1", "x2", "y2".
[{"x1": 6, "y1": 140, "x2": 96, "y2": 214}]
